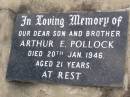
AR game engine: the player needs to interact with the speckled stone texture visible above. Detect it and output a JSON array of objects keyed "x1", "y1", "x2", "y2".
[{"x1": 0, "y1": 0, "x2": 130, "y2": 97}]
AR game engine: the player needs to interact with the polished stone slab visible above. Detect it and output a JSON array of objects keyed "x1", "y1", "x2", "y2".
[{"x1": 6, "y1": 11, "x2": 128, "y2": 87}]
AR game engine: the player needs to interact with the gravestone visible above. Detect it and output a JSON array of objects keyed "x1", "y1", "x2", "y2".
[{"x1": 6, "y1": 11, "x2": 128, "y2": 87}]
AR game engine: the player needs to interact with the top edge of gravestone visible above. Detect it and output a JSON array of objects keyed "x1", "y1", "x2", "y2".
[{"x1": 16, "y1": 11, "x2": 129, "y2": 16}]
